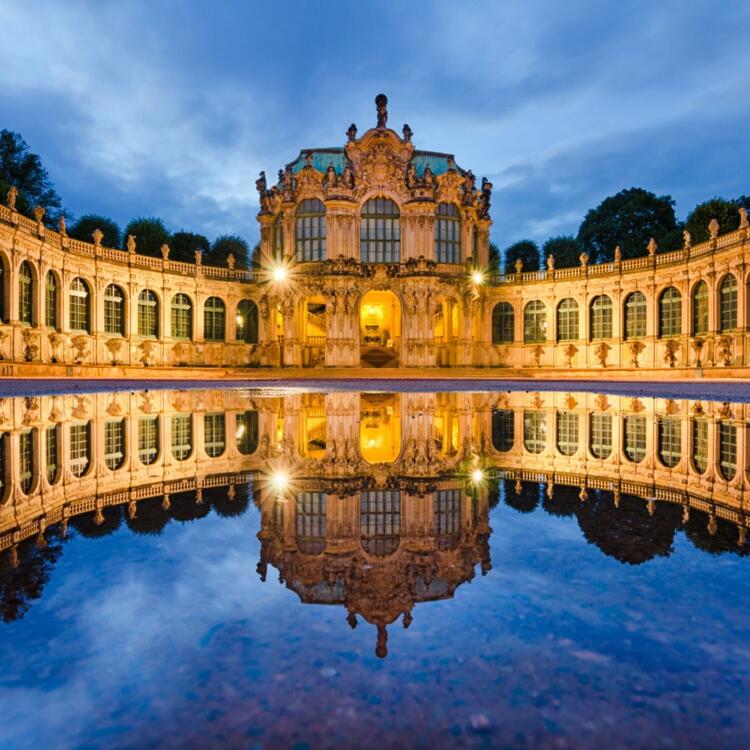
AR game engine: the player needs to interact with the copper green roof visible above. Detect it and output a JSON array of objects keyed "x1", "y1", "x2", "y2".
[{"x1": 287, "y1": 148, "x2": 462, "y2": 177}]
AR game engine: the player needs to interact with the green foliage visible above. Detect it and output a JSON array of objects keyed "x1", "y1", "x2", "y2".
[
  {"x1": 577, "y1": 187, "x2": 677, "y2": 262},
  {"x1": 250, "y1": 243, "x2": 261, "y2": 269},
  {"x1": 208, "y1": 234, "x2": 250, "y2": 269},
  {"x1": 684, "y1": 197, "x2": 745, "y2": 244},
  {"x1": 171, "y1": 231, "x2": 210, "y2": 264},
  {"x1": 504, "y1": 240, "x2": 540, "y2": 274},
  {"x1": 69, "y1": 214, "x2": 121, "y2": 248},
  {"x1": 0, "y1": 129, "x2": 66, "y2": 223},
  {"x1": 542, "y1": 235, "x2": 581, "y2": 268},
  {"x1": 488, "y1": 242, "x2": 500, "y2": 274},
  {"x1": 123, "y1": 217, "x2": 171, "y2": 258}
]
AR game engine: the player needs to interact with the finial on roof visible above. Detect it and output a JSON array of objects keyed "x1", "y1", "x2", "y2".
[{"x1": 375, "y1": 93, "x2": 388, "y2": 128}]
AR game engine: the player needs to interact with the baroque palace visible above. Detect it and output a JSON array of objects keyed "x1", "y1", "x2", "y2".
[{"x1": 0, "y1": 94, "x2": 749, "y2": 375}]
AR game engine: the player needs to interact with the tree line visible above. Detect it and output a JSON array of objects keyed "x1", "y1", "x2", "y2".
[{"x1": 0, "y1": 129, "x2": 256, "y2": 268}]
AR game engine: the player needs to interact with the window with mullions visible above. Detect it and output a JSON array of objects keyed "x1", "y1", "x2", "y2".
[
  {"x1": 104, "y1": 419, "x2": 126, "y2": 471},
  {"x1": 138, "y1": 416, "x2": 159, "y2": 465},
  {"x1": 18, "y1": 261, "x2": 33, "y2": 324},
  {"x1": 236, "y1": 410, "x2": 259, "y2": 454},
  {"x1": 491, "y1": 409, "x2": 514, "y2": 452},
  {"x1": 492, "y1": 302, "x2": 514, "y2": 344},
  {"x1": 523, "y1": 410, "x2": 547, "y2": 454},
  {"x1": 360, "y1": 198, "x2": 400, "y2": 263},
  {"x1": 623, "y1": 415, "x2": 646, "y2": 463},
  {"x1": 103, "y1": 284, "x2": 125, "y2": 335},
  {"x1": 659, "y1": 287, "x2": 682, "y2": 338},
  {"x1": 720, "y1": 274, "x2": 738, "y2": 332},
  {"x1": 523, "y1": 300, "x2": 546, "y2": 343},
  {"x1": 360, "y1": 490, "x2": 401, "y2": 557},
  {"x1": 556, "y1": 298, "x2": 579, "y2": 342},
  {"x1": 435, "y1": 489, "x2": 461, "y2": 550},
  {"x1": 590, "y1": 295, "x2": 613, "y2": 340},
  {"x1": 171, "y1": 414, "x2": 192, "y2": 461},
  {"x1": 0, "y1": 262, "x2": 5, "y2": 323},
  {"x1": 236, "y1": 300, "x2": 259, "y2": 343},
  {"x1": 45, "y1": 272, "x2": 58, "y2": 329},
  {"x1": 718, "y1": 421, "x2": 737, "y2": 481},
  {"x1": 70, "y1": 278, "x2": 91, "y2": 333},
  {"x1": 69, "y1": 422, "x2": 91, "y2": 477},
  {"x1": 138, "y1": 289, "x2": 159, "y2": 337},
  {"x1": 658, "y1": 416, "x2": 681, "y2": 468},
  {"x1": 556, "y1": 411, "x2": 579, "y2": 456},
  {"x1": 272, "y1": 214, "x2": 284, "y2": 260},
  {"x1": 589, "y1": 413, "x2": 612, "y2": 459},
  {"x1": 295, "y1": 492, "x2": 327, "y2": 554},
  {"x1": 624, "y1": 291, "x2": 646, "y2": 339},
  {"x1": 46, "y1": 425, "x2": 59, "y2": 484},
  {"x1": 435, "y1": 203, "x2": 461, "y2": 264},
  {"x1": 203, "y1": 297, "x2": 225, "y2": 341},
  {"x1": 691, "y1": 281, "x2": 709, "y2": 335},
  {"x1": 171, "y1": 293, "x2": 192, "y2": 339},
  {"x1": 204, "y1": 413, "x2": 226, "y2": 457},
  {"x1": 692, "y1": 418, "x2": 708, "y2": 474},
  {"x1": 295, "y1": 199, "x2": 326, "y2": 261},
  {"x1": 19, "y1": 429, "x2": 34, "y2": 494},
  {"x1": 0, "y1": 433, "x2": 5, "y2": 495}
]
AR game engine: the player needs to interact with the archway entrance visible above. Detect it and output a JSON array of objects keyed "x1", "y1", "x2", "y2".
[
  {"x1": 360, "y1": 290, "x2": 401, "y2": 367},
  {"x1": 359, "y1": 393, "x2": 401, "y2": 464}
]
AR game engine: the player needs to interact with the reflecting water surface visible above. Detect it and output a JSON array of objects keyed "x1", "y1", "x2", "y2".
[{"x1": 0, "y1": 388, "x2": 749, "y2": 749}]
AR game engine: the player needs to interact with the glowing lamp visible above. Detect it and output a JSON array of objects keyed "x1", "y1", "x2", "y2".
[
  {"x1": 272, "y1": 266, "x2": 287, "y2": 283},
  {"x1": 471, "y1": 270, "x2": 485, "y2": 286},
  {"x1": 270, "y1": 470, "x2": 289, "y2": 493},
  {"x1": 471, "y1": 468, "x2": 484, "y2": 483}
]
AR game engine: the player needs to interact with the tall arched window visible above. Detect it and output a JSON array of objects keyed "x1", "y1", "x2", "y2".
[
  {"x1": 103, "y1": 284, "x2": 125, "y2": 335},
  {"x1": 236, "y1": 300, "x2": 259, "y2": 343},
  {"x1": 691, "y1": 280, "x2": 709, "y2": 336},
  {"x1": 18, "y1": 261, "x2": 33, "y2": 325},
  {"x1": 624, "y1": 291, "x2": 646, "y2": 339},
  {"x1": 171, "y1": 293, "x2": 193, "y2": 339},
  {"x1": 45, "y1": 424, "x2": 59, "y2": 484},
  {"x1": 104, "y1": 419, "x2": 126, "y2": 470},
  {"x1": 491, "y1": 409, "x2": 514, "y2": 451},
  {"x1": 556, "y1": 411, "x2": 579, "y2": 456},
  {"x1": 297, "y1": 492, "x2": 328, "y2": 554},
  {"x1": 435, "y1": 203, "x2": 461, "y2": 263},
  {"x1": 19, "y1": 429, "x2": 35, "y2": 494},
  {"x1": 236, "y1": 410, "x2": 259, "y2": 454},
  {"x1": 523, "y1": 300, "x2": 546, "y2": 343},
  {"x1": 720, "y1": 274, "x2": 738, "y2": 332},
  {"x1": 360, "y1": 490, "x2": 401, "y2": 556},
  {"x1": 204, "y1": 413, "x2": 226, "y2": 458},
  {"x1": 718, "y1": 421, "x2": 737, "y2": 481},
  {"x1": 138, "y1": 416, "x2": 159, "y2": 465},
  {"x1": 658, "y1": 416, "x2": 681, "y2": 468},
  {"x1": 272, "y1": 213, "x2": 284, "y2": 261},
  {"x1": 70, "y1": 278, "x2": 91, "y2": 334},
  {"x1": 492, "y1": 302, "x2": 514, "y2": 344},
  {"x1": 590, "y1": 295, "x2": 612, "y2": 340},
  {"x1": 590, "y1": 414, "x2": 612, "y2": 459},
  {"x1": 69, "y1": 421, "x2": 91, "y2": 477},
  {"x1": 623, "y1": 415, "x2": 646, "y2": 463},
  {"x1": 138, "y1": 290, "x2": 159, "y2": 337},
  {"x1": 692, "y1": 418, "x2": 708, "y2": 474},
  {"x1": 360, "y1": 198, "x2": 400, "y2": 263},
  {"x1": 556, "y1": 298, "x2": 579, "y2": 342},
  {"x1": 523, "y1": 410, "x2": 546, "y2": 453},
  {"x1": 203, "y1": 297, "x2": 225, "y2": 341},
  {"x1": 295, "y1": 199, "x2": 326, "y2": 261},
  {"x1": 171, "y1": 414, "x2": 192, "y2": 461},
  {"x1": 45, "y1": 272, "x2": 58, "y2": 330},
  {"x1": 659, "y1": 287, "x2": 682, "y2": 338}
]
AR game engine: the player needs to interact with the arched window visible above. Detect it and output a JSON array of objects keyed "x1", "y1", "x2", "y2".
[
  {"x1": 45, "y1": 425, "x2": 59, "y2": 484},
  {"x1": 360, "y1": 198, "x2": 400, "y2": 263},
  {"x1": 361, "y1": 490, "x2": 401, "y2": 556},
  {"x1": 297, "y1": 492, "x2": 327, "y2": 555},
  {"x1": 556, "y1": 298, "x2": 579, "y2": 342},
  {"x1": 556, "y1": 411, "x2": 579, "y2": 456},
  {"x1": 491, "y1": 409, "x2": 514, "y2": 451},
  {"x1": 0, "y1": 256, "x2": 6, "y2": 323},
  {"x1": 659, "y1": 287, "x2": 682, "y2": 338},
  {"x1": 720, "y1": 274, "x2": 738, "y2": 332},
  {"x1": 624, "y1": 291, "x2": 646, "y2": 339},
  {"x1": 204, "y1": 413, "x2": 225, "y2": 457},
  {"x1": 70, "y1": 278, "x2": 91, "y2": 334},
  {"x1": 272, "y1": 213, "x2": 284, "y2": 260},
  {"x1": 171, "y1": 293, "x2": 193, "y2": 340},
  {"x1": 658, "y1": 416, "x2": 681, "y2": 468},
  {"x1": 523, "y1": 300, "x2": 546, "y2": 343},
  {"x1": 590, "y1": 295, "x2": 612, "y2": 340},
  {"x1": 492, "y1": 302, "x2": 514, "y2": 344},
  {"x1": 236, "y1": 410, "x2": 259, "y2": 454},
  {"x1": 69, "y1": 421, "x2": 91, "y2": 477},
  {"x1": 435, "y1": 489, "x2": 461, "y2": 551},
  {"x1": 203, "y1": 297, "x2": 225, "y2": 341},
  {"x1": 692, "y1": 418, "x2": 708, "y2": 474},
  {"x1": 523, "y1": 410, "x2": 546, "y2": 453},
  {"x1": 435, "y1": 203, "x2": 461, "y2": 263},
  {"x1": 103, "y1": 284, "x2": 125, "y2": 335},
  {"x1": 45, "y1": 272, "x2": 58, "y2": 330},
  {"x1": 171, "y1": 414, "x2": 192, "y2": 461},
  {"x1": 236, "y1": 299, "x2": 259, "y2": 343},
  {"x1": 295, "y1": 199, "x2": 326, "y2": 261},
  {"x1": 18, "y1": 261, "x2": 33, "y2": 324},
  {"x1": 19, "y1": 429, "x2": 35, "y2": 494},
  {"x1": 138, "y1": 290, "x2": 159, "y2": 337},
  {"x1": 691, "y1": 280, "x2": 709, "y2": 335},
  {"x1": 590, "y1": 414, "x2": 612, "y2": 459},
  {"x1": 138, "y1": 416, "x2": 159, "y2": 465},
  {"x1": 718, "y1": 421, "x2": 737, "y2": 481},
  {"x1": 104, "y1": 419, "x2": 126, "y2": 470},
  {"x1": 623, "y1": 415, "x2": 646, "y2": 463}
]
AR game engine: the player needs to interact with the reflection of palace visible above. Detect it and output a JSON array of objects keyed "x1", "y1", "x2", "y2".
[
  {"x1": 1, "y1": 94, "x2": 749, "y2": 373},
  {"x1": 0, "y1": 390, "x2": 747, "y2": 649}
]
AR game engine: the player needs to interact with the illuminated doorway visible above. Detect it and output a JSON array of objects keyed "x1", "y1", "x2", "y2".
[
  {"x1": 360, "y1": 289, "x2": 401, "y2": 367},
  {"x1": 359, "y1": 393, "x2": 401, "y2": 464}
]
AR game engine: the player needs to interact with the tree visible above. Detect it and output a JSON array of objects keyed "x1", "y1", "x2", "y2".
[
  {"x1": 577, "y1": 188, "x2": 677, "y2": 263},
  {"x1": 207, "y1": 234, "x2": 250, "y2": 269},
  {"x1": 684, "y1": 197, "x2": 745, "y2": 244},
  {"x1": 123, "y1": 217, "x2": 170, "y2": 258},
  {"x1": 171, "y1": 231, "x2": 210, "y2": 264},
  {"x1": 504, "y1": 240, "x2": 540, "y2": 274},
  {"x1": 69, "y1": 214, "x2": 121, "y2": 248},
  {"x1": 488, "y1": 242, "x2": 500, "y2": 274},
  {"x1": 0, "y1": 129, "x2": 66, "y2": 223},
  {"x1": 542, "y1": 235, "x2": 581, "y2": 268}
]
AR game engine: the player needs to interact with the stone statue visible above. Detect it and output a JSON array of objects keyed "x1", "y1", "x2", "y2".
[
  {"x1": 342, "y1": 161, "x2": 354, "y2": 188},
  {"x1": 739, "y1": 206, "x2": 749, "y2": 229},
  {"x1": 127, "y1": 234, "x2": 136, "y2": 253},
  {"x1": 423, "y1": 165, "x2": 435, "y2": 189},
  {"x1": 480, "y1": 177, "x2": 492, "y2": 215},
  {"x1": 405, "y1": 162, "x2": 417, "y2": 189},
  {"x1": 160, "y1": 243, "x2": 170, "y2": 260},
  {"x1": 255, "y1": 171, "x2": 267, "y2": 200},
  {"x1": 227, "y1": 253, "x2": 236, "y2": 270},
  {"x1": 647, "y1": 238, "x2": 657, "y2": 256},
  {"x1": 683, "y1": 230, "x2": 692, "y2": 249},
  {"x1": 463, "y1": 170, "x2": 476, "y2": 194},
  {"x1": 614, "y1": 245, "x2": 622, "y2": 263},
  {"x1": 579, "y1": 252, "x2": 589, "y2": 267},
  {"x1": 346, "y1": 123, "x2": 358, "y2": 142},
  {"x1": 92, "y1": 228, "x2": 103, "y2": 246},
  {"x1": 402, "y1": 123, "x2": 412, "y2": 142},
  {"x1": 325, "y1": 162, "x2": 336, "y2": 186},
  {"x1": 58, "y1": 216, "x2": 67, "y2": 236},
  {"x1": 515, "y1": 258, "x2": 523, "y2": 274},
  {"x1": 709, "y1": 218, "x2": 720, "y2": 239},
  {"x1": 375, "y1": 93, "x2": 388, "y2": 128},
  {"x1": 195, "y1": 250, "x2": 202, "y2": 266},
  {"x1": 6, "y1": 186, "x2": 17, "y2": 210},
  {"x1": 546, "y1": 254, "x2": 555, "y2": 271}
]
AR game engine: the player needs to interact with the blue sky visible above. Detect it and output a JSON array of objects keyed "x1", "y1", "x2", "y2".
[{"x1": 1, "y1": 0, "x2": 748, "y2": 249}]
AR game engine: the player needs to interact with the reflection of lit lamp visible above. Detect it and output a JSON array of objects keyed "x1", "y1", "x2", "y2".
[
  {"x1": 368, "y1": 438, "x2": 376, "y2": 447},
  {"x1": 270, "y1": 470, "x2": 289, "y2": 493},
  {"x1": 471, "y1": 468, "x2": 484, "y2": 483},
  {"x1": 236, "y1": 315, "x2": 244, "y2": 325},
  {"x1": 272, "y1": 265, "x2": 287, "y2": 283},
  {"x1": 236, "y1": 424, "x2": 246, "y2": 439}
]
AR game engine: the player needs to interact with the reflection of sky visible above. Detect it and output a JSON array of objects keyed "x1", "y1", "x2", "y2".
[{"x1": 1, "y1": 499, "x2": 749, "y2": 748}]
